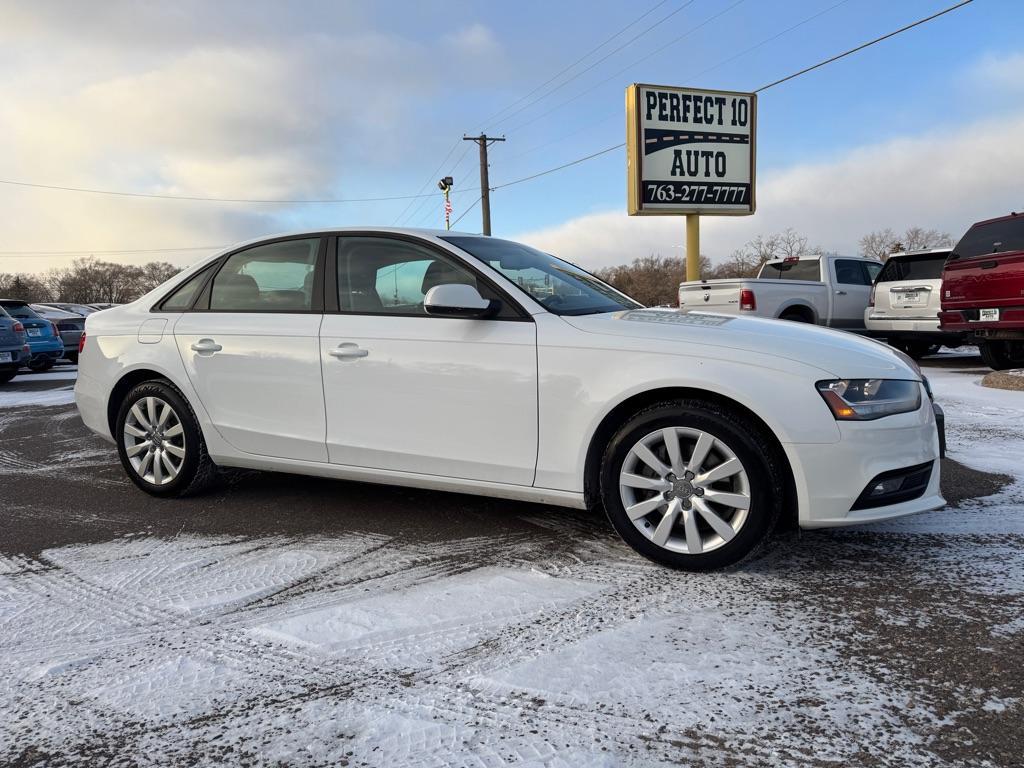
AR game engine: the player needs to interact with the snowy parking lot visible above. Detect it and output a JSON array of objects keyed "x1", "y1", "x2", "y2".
[{"x1": 1, "y1": 352, "x2": 1022, "y2": 767}]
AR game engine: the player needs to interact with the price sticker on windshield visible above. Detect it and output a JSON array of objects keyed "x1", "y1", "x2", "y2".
[{"x1": 626, "y1": 83, "x2": 756, "y2": 216}]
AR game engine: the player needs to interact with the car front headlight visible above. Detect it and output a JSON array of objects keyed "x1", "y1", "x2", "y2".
[{"x1": 816, "y1": 379, "x2": 922, "y2": 421}]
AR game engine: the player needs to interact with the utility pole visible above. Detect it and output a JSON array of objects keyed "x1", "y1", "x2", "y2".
[{"x1": 463, "y1": 134, "x2": 504, "y2": 235}]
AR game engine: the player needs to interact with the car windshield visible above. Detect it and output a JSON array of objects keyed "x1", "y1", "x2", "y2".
[
  {"x1": 442, "y1": 236, "x2": 642, "y2": 315},
  {"x1": 0, "y1": 301, "x2": 40, "y2": 319}
]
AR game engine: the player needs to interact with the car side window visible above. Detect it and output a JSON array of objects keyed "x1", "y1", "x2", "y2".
[
  {"x1": 159, "y1": 264, "x2": 217, "y2": 311},
  {"x1": 864, "y1": 262, "x2": 882, "y2": 284},
  {"x1": 210, "y1": 239, "x2": 320, "y2": 312},
  {"x1": 336, "y1": 237, "x2": 515, "y2": 318},
  {"x1": 834, "y1": 259, "x2": 871, "y2": 286}
]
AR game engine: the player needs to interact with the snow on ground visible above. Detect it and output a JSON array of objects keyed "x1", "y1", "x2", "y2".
[
  {"x1": 0, "y1": 361, "x2": 1022, "y2": 766},
  {"x1": 0, "y1": 367, "x2": 77, "y2": 408}
]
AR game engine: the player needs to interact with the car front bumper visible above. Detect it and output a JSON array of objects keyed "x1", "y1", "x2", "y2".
[{"x1": 785, "y1": 389, "x2": 945, "y2": 528}]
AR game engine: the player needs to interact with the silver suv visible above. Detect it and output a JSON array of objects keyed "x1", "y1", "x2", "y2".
[{"x1": 865, "y1": 248, "x2": 966, "y2": 358}]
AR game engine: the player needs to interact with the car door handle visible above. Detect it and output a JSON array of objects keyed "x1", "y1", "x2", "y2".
[
  {"x1": 834, "y1": 290, "x2": 847, "y2": 295},
  {"x1": 190, "y1": 338, "x2": 222, "y2": 354},
  {"x1": 329, "y1": 343, "x2": 369, "y2": 360}
]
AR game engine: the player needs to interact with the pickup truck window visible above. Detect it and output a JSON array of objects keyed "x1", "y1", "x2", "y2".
[
  {"x1": 759, "y1": 259, "x2": 820, "y2": 281},
  {"x1": 953, "y1": 217, "x2": 1024, "y2": 259},
  {"x1": 876, "y1": 253, "x2": 948, "y2": 282},
  {"x1": 835, "y1": 259, "x2": 879, "y2": 286}
]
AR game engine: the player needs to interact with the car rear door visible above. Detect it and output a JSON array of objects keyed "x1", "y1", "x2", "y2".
[
  {"x1": 319, "y1": 234, "x2": 538, "y2": 485},
  {"x1": 173, "y1": 236, "x2": 329, "y2": 462}
]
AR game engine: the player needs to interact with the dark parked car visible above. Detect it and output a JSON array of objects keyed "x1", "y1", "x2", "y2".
[
  {"x1": 0, "y1": 299, "x2": 63, "y2": 371},
  {"x1": 0, "y1": 305, "x2": 29, "y2": 383},
  {"x1": 940, "y1": 212, "x2": 1024, "y2": 369},
  {"x1": 41, "y1": 302, "x2": 99, "y2": 316},
  {"x1": 31, "y1": 304, "x2": 85, "y2": 364}
]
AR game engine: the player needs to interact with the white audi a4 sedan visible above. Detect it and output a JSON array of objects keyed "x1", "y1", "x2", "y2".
[{"x1": 76, "y1": 229, "x2": 945, "y2": 570}]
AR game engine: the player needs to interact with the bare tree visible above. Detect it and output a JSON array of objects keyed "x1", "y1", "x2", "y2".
[
  {"x1": 703, "y1": 228, "x2": 814, "y2": 279},
  {"x1": 595, "y1": 254, "x2": 690, "y2": 306},
  {"x1": 859, "y1": 227, "x2": 953, "y2": 261},
  {"x1": 2, "y1": 258, "x2": 183, "y2": 305}
]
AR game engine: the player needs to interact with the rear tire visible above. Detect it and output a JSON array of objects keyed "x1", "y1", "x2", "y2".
[
  {"x1": 115, "y1": 380, "x2": 217, "y2": 497},
  {"x1": 66, "y1": 352, "x2": 79, "y2": 365},
  {"x1": 28, "y1": 359, "x2": 54, "y2": 372},
  {"x1": 0, "y1": 369, "x2": 16, "y2": 384},
  {"x1": 599, "y1": 399, "x2": 785, "y2": 571},
  {"x1": 979, "y1": 340, "x2": 1024, "y2": 371}
]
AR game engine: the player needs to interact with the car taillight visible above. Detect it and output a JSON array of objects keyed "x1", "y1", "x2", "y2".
[
  {"x1": 79, "y1": 332, "x2": 87, "y2": 354},
  {"x1": 13, "y1": 322, "x2": 24, "y2": 334},
  {"x1": 739, "y1": 288, "x2": 756, "y2": 311},
  {"x1": 51, "y1": 322, "x2": 59, "y2": 337},
  {"x1": 869, "y1": 284, "x2": 876, "y2": 307}
]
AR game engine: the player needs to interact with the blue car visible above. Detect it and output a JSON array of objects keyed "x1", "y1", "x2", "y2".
[
  {"x1": 0, "y1": 305, "x2": 29, "y2": 383},
  {"x1": 0, "y1": 299, "x2": 63, "y2": 372}
]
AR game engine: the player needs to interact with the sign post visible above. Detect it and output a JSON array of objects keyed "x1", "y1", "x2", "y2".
[{"x1": 626, "y1": 84, "x2": 756, "y2": 280}]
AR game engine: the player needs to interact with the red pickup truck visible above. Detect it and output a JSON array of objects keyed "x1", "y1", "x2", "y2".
[{"x1": 940, "y1": 212, "x2": 1024, "y2": 370}]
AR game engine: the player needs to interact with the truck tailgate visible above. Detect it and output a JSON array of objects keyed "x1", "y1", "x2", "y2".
[
  {"x1": 943, "y1": 251, "x2": 1024, "y2": 311},
  {"x1": 678, "y1": 282, "x2": 744, "y2": 312}
]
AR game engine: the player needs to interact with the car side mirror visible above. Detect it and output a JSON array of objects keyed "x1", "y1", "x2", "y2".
[{"x1": 423, "y1": 284, "x2": 500, "y2": 319}]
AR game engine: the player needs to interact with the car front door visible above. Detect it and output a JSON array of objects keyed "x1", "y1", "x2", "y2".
[
  {"x1": 173, "y1": 236, "x2": 329, "y2": 462},
  {"x1": 830, "y1": 259, "x2": 878, "y2": 329},
  {"x1": 319, "y1": 235, "x2": 538, "y2": 485}
]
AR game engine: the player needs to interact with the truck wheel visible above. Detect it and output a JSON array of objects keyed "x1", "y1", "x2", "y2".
[
  {"x1": 779, "y1": 310, "x2": 812, "y2": 323},
  {"x1": 599, "y1": 399, "x2": 785, "y2": 571},
  {"x1": 979, "y1": 341, "x2": 1024, "y2": 371}
]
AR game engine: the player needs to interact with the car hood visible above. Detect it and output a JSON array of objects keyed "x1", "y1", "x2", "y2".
[{"x1": 562, "y1": 309, "x2": 918, "y2": 380}]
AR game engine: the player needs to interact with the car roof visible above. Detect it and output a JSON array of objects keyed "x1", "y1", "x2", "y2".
[
  {"x1": 887, "y1": 248, "x2": 951, "y2": 259},
  {"x1": 0, "y1": 298, "x2": 29, "y2": 305},
  {"x1": 970, "y1": 212, "x2": 1024, "y2": 227}
]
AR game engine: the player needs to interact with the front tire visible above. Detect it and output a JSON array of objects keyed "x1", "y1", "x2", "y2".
[
  {"x1": 599, "y1": 400, "x2": 784, "y2": 570},
  {"x1": 115, "y1": 380, "x2": 217, "y2": 497}
]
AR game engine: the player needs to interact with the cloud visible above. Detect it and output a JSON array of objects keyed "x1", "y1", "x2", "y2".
[
  {"x1": 514, "y1": 110, "x2": 1024, "y2": 270},
  {"x1": 443, "y1": 23, "x2": 500, "y2": 58},
  {"x1": 965, "y1": 50, "x2": 1024, "y2": 93}
]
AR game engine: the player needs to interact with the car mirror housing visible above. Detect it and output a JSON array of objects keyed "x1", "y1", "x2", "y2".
[{"x1": 423, "y1": 284, "x2": 500, "y2": 319}]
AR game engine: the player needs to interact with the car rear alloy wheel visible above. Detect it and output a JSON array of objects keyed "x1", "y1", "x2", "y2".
[
  {"x1": 123, "y1": 396, "x2": 186, "y2": 486},
  {"x1": 618, "y1": 427, "x2": 750, "y2": 555},
  {"x1": 116, "y1": 380, "x2": 217, "y2": 497},
  {"x1": 600, "y1": 400, "x2": 784, "y2": 570}
]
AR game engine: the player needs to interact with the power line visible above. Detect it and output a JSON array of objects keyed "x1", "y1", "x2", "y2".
[
  {"x1": 0, "y1": 178, "x2": 472, "y2": 204},
  {"x1": 392, "y1": 139, "x2": 461, "y2": 224},
  {"x1": 755, "y1": 0, "x2": 975, "y2": 92},
  {"x1": 490, "y1": 1, "x2": 978, "y2": 192},
  {"x1": 479, "y1": 0, "x2": 672, "y2": 129},
  {"x1": 490, "y1": 0, "x2": 698, "y2": 133},
  {"x1": 450, "y1": 196, "x2": 483, "y2": 228},
  {"x1": 0, "y1": 245, "x2": 225, "y2": 257},
  {"x1": 491, "y1": 143, "x2": 625, "y2": 191}
]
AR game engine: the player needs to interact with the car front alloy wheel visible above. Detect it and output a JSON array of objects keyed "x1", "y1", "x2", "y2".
[{"x1": 601, "y1": 400, "x2": 784, "y2": 570}]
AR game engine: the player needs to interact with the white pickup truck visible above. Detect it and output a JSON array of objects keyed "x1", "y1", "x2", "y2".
[{"x1": 678, "y1": 254, "x2": 883, "y2": 330}]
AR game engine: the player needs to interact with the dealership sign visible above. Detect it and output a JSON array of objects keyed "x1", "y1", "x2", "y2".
[{"x1": 626, "y1": 84, "x2": 756, "y2": 216}]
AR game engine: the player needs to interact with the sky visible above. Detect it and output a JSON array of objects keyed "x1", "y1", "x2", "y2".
[{"x1": 0, "y1": 0, "x2": 1021, "y2": 274}]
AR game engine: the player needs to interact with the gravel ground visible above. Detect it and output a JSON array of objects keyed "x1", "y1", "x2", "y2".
[{"x1": 0, "y1": 353, "x2": 1021, "y2": 767}]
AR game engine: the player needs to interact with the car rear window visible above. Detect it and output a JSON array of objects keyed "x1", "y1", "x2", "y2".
[
  {"x1": 953, "y1": 217, "x2": 1024, "y2": 259},
  {"x1": 759, "y1": 259, "x2": 821, "y2": 281},
  {"x1": 0, "y1": 301, "x2": 39, "y2": 319},
  {"x1": 876, "y1": 253, "x2": 949, "y2": 282}
]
